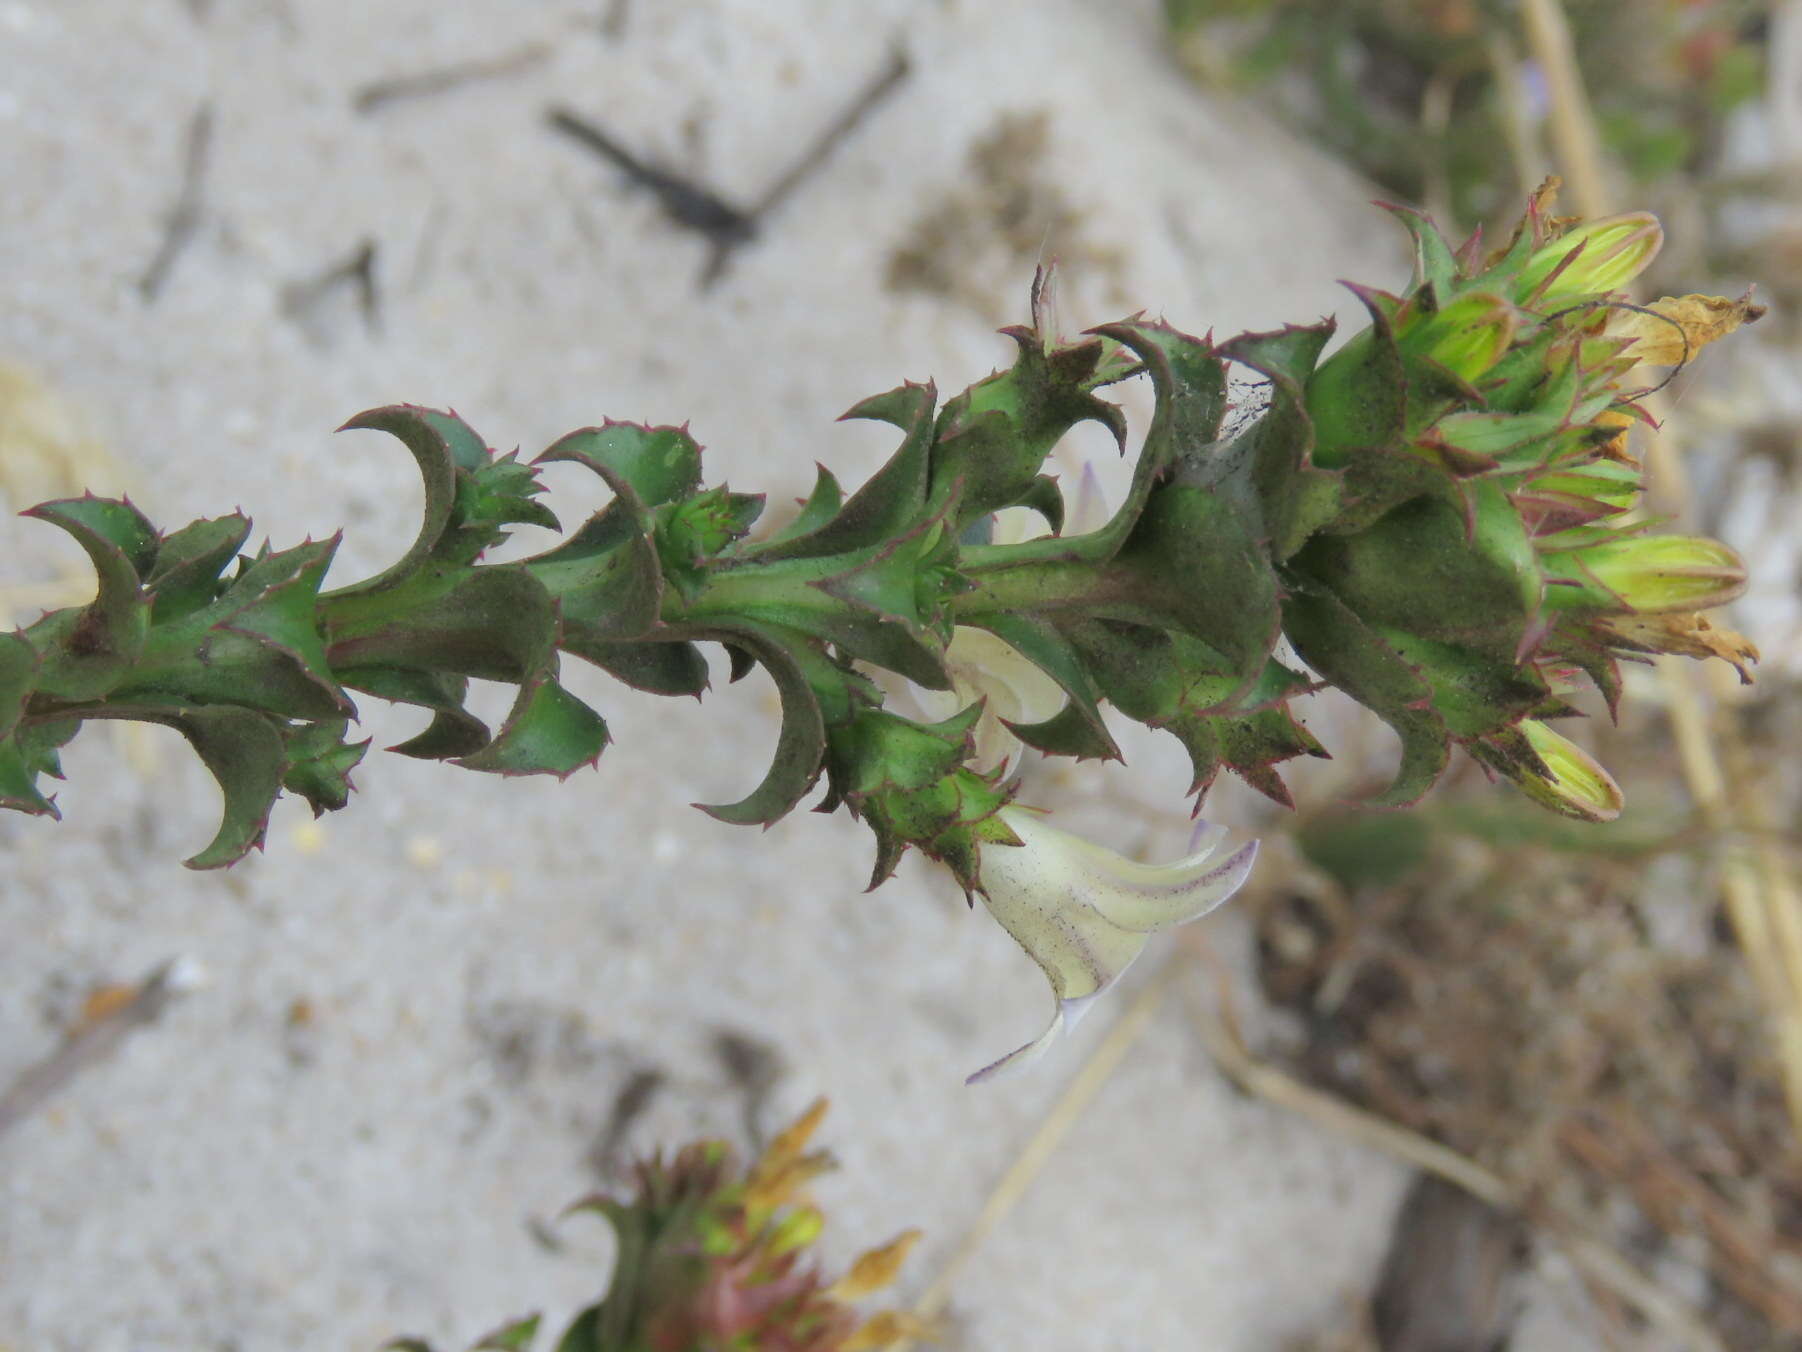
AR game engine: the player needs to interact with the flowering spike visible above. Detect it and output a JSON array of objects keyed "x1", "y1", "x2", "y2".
[{"x1": 0, "y1": 192, "x2": 1760, "y2": 1065}]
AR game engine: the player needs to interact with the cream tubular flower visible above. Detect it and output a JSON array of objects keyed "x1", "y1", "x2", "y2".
[
  {"x1": 968, "y1": 807, "x2": 1257, "y2": 1084},
  {"x1": 916, "y1": 465, "x2": 1112, "y2": 771},
  {"x1": 916, "y1": 628, "x2": 1066, "y2": 771}
]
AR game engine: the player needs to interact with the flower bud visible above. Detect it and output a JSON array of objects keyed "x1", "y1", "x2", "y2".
[
  {"x1": 1516, "y1": 213, "x2": 1662, "y2": 305},
  {"x1": 1475, "y1": 720, "x2": 1623, "y2": 822},
  {"x1": 766, "y1": 1204, "x2": 827, "y2": 1256},
  {"x1": 1548, "y1": 534, "x2": 1747, "y2": 613},
  {"x1": 1521, "y1": 720, "x2": 1623, "y2": 821}
]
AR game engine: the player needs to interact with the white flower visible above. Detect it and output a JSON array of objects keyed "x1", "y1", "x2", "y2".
[
  {"x1": 913, "y1": 465, "x2": 1112, "y2": 772},
  {"x1": 916, "y1": 627, "x2": 1066, "y2": 771},
  {"x1": 968, "y1": 806, "x2": 1257, "y2": 1084}
]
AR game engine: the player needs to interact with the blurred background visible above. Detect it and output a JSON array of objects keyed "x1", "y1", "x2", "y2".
[{"x1": 1, "y1": 1, "x2": 1798, "y2": 1348}]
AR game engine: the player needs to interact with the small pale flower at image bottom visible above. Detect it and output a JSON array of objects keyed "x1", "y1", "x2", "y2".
[{"x1": 968, "y1": 806, "x2": 1257, "y2": 1084}]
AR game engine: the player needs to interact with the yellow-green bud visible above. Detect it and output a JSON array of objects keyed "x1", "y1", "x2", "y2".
[
  {"x1": 1517, "y1": 213, "x2": 1662, "y2": 305},
  {"x1": 1478, "y1": 720, "x2": 1623, "y2": 822},
  {"x1": 1576, "y1": 534, "x2": 1747, "y2": 613},
  {"x1": 766, "y1": 1204, "x2": 827, "y2": 1256},
  {"x1": 1518, "y1": 720, "x2": 1623, "y2": 822}
]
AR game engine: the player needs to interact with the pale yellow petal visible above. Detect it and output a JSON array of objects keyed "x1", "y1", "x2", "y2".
[
  {"x1": 990, "y1": 808, "x2": 1257, "y2": 933},
  {"x1": 1613, "y1": 292, "x2": 1765, "y2": 367}
]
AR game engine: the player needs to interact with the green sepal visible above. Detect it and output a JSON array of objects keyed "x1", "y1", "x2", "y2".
[
  {"x1": 1114, "y1": 481, "x2": 1282, "y2": 692},
  {"x1": 1166, "y1": 701, "x2": 1327, "y2": 808},
  {"x1": 1303, "y1": 293, "x2": 1407, "y2": 469},
  {"x1": 1395, "y1": 290, "x2": 1517, "y2": 386},
  {"x1": 1014, "y1": 474, "x2": 1066, "y2": 534},
  {"x1": 1546, "y1": 627, "x2": 1626, "y2": 719},
  {"x1": 765, "y1": 465, "x2": 844, "y2": 545},
  {"x1": 1291, "y1": 483, "x2": 1541, "y2": 663},
  {"x1": 564, "y1": 636, "x2": 709, "y2": 698},
  {"x1": 839, "y1": 757, "x2": 1016, "y2": 894},
  {"x1": 1281, "y1": 583, "x2": 1451, "y2": 807},
  {"x1": 1070, "y1": 619, "x2": 1319, "y2": 800},
  {"x1": 654, "y1": 486, "x2": 765, "y2": 603},
  {"x1": 338, "y1": 665, "x2": 490, "y2": 760},
  {"x1": 813, "y1": 485, "x2": 965, "y2": 641},
  {"x1": 929, "y1": 330, "x2": 1126, "y2": 528},
  {"x1": 0, "y1": 631, "x2": 38, "y2": 741},
  {"x1": 830, "y1": 703, "x2": 980, "y2": 797},
  {"x1": 332, "y1": 406, "x2": 462, "y2": 596},
  {"x1": 747, "y1": 382, "x2": 937, "y2": 562},
  {"x1": 1201, "y1": 322, "x2": 1339, "y2": 561},
  {"x1": 1383, "y1": 202, "x2": 1461, "y2": 300},
  {"x1": 456, "y1": 675, "x2": 609, "y2": 778},
  {"x1": 1005, "y1": 700, "x2": 1122, "y2": 761},
  {"x1": 280, "y1": 717, "x2": 371, "y2": 815},
  {"x1": 686, "y1": 621, "x2": 830, "y2": 825},
  {"x1": 440, "y1": 451, "x2": 561, "y2": 566},
  {"x1": 1464, "y1": 719, "x2": 1622, "y2": 823},
  {"x1": 1432, "y1": 354, "x2": 1586, "y2": 464},
  {"x1": 146, "y1": 513, "x2": 252, "y2": 623},
  {"x1": 536, "y1": 422, "x2": 703, "y2": 509},
  {"x1": 1372, "y1": 626, "x2": 1549, "y2": 739},
  {"x1": 128, "y1": 703, "x2": 288, "y2": 868},
  {"x1": 119, "y1": 536, "x2": 353, "y2": 721},
  {"x1": 0, "y1": 717, "x2": 77, "y2": 817},
  {"x1": 21, "y1": 496, "x2": 155, "y2": 701}
]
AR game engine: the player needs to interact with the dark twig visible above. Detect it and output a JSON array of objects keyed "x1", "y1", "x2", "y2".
[
  {"x1": 713, "y1": 1026, "x2": 785, "y2": 1149},
  {"x1": 0, "y1": 961, "x2": 189, "y2": 1138},
  {"x1": 545, "y1": 107, "x2": 759, "y2": 247},
  {"x1": 701, "y1": 43, "x2": 912, "y2": 287},
  {"x1": 586, "y1": 1066, "x2": 666, "y2": 1177},
  {"x1": 353, "y1": 43, "x2": 551, "y2": 115},
  {"x1": 547, "y1": 40, "x2": 911, "y2": 290},
  {"x1": 749, "y1": 44, "x2": 910, "y2": 220},
  {"x1": 139, "y1": 105, "x2": 214, "y2": 302},
  {"x1": 280, "y1": 238, "x2": 381, "y2": 341}
]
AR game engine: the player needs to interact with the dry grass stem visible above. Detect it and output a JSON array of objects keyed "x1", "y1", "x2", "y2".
[
  {"x1": 1183, "y1": 950, "x2": 1729, "y2": 1352},
  {"x1": 890, "y1": 960, "x2": 1179, "y2": 1351}
]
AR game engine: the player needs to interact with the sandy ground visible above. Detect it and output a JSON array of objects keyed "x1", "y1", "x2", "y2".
[{"x1": 0, "y1": 3, "x2": 1441, "y2": 1348}]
